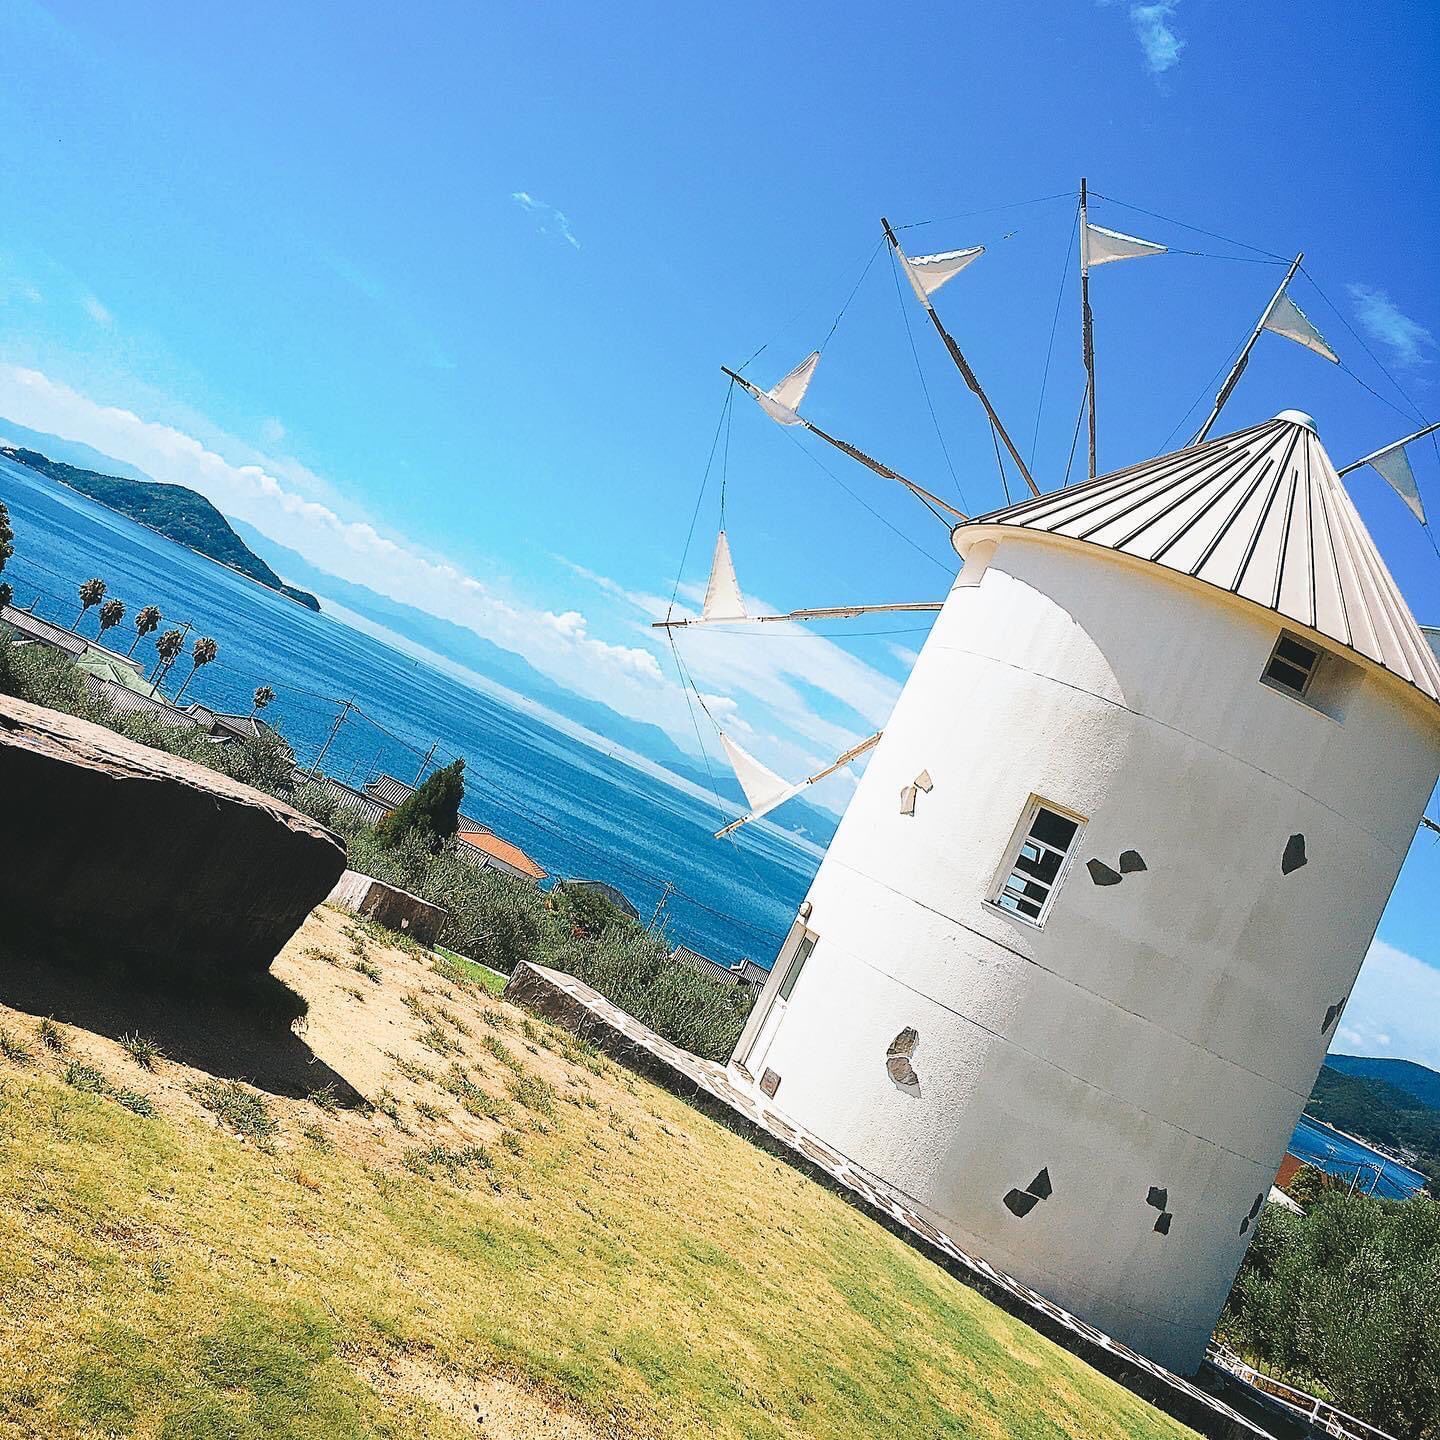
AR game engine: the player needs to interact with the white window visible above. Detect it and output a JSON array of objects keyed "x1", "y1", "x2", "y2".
[
  {"x1": 989, "y1": 798, "x2": 1084, "y2": 926},
  {"x1": 1261, "y1": 632, "x2": 1321, "y2": 699}
]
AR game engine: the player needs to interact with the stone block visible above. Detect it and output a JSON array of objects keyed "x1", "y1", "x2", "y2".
[
  {"x1": 0, "y1": 694, "x2": 345, "y2": 974},
  {"x1": 327, "y1": 870, "x2": 447, "y2": 946}
]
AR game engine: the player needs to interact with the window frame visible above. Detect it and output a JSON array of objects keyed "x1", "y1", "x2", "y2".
[
  {"x1": 985, "y1": 795, "x2": 1086, "y2": 930},
  {"x1": 1260, "y1": 631, "x2": 1322, "y2": 701}
]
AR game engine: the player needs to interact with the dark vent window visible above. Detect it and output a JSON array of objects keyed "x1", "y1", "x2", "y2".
[
  {"x1": 991, "y1": 800, "x2": 1084, "y2": 926},
  {"x1": 1263, "y1": 634, "x2": 1321, "y2": 698}
]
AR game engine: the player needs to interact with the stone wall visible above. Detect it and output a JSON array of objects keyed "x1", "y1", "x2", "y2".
[{"x1": 0, "y1": 694, "x2": 345, "y2": 974}]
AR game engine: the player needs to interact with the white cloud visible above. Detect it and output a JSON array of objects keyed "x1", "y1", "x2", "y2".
[
  {"x1": 0, "y1": 364, "x2": 891, "y2": 815},
  {"x1": 81, "y1": 293, "x2": 113, "y2": 326},
  {"x1": 1333, "y1": 939, "x2": 1440, "y2": 1070},
  {"x1": 1347, "y1": 283, "x2": 1435, "y2": 368},
  {"x1": 511, "y1": 191, "x2": 581, "y2": 251},
  {"x1": 1129, "y1": 2, "x2": 1184, "y2": 75}
]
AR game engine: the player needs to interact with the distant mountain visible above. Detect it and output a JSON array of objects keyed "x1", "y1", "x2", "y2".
[
  {"x1": 1326, "y1": 1054, "x2": 1440, "y2": 1112},
  {"x1": 229, "y1": 519, "x2": 840, "y2": 847},
  {"x1": 3, "y1": 446, "x2": 321, "y2": 612},
  {"x1": 0, "y1": 417, "x2": 160, "y2": 484},
  {"x1": 1308, "y1": 1064, "x2": 1440, "y2": 1183}
]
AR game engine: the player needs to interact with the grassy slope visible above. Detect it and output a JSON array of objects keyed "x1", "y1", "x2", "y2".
[
  {"x1": 1324, "y1": 1054, "x2": 1440, "y2": 1112},
  {"x1": 0, "y1": 911, "x2": 1193, "y2": 1440}
]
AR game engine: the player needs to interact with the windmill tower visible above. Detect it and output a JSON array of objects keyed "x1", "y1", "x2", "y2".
[{"x1": 729, "y1": 411, "x2": 1440, "y2": 1373}]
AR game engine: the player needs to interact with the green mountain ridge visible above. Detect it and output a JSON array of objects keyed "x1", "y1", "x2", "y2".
[
  {"x1": 1308, "y1": 1063, "x2": 1440, "y2": 1184},
  {"x1": 2, "y1": 444, "x2": 321, "y2": 612},
  {"x1": 1324, "y1": 1053, "x2": 1440, "y2": 1112}
]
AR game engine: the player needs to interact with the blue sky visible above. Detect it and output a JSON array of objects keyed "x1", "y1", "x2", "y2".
[{"x1": 1, "y1": 0, "x2": 1438, "y2": 1061}]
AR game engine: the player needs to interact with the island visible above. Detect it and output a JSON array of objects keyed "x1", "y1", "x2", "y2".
[{"x1": 1, "y1": 446, "x2": 321, "y2": 612}]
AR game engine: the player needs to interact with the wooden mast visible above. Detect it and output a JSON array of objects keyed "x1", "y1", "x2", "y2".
[
  {"x1": 652, "y1": 600, "x2": 942, "y2": 631},
  {"x1": 720, "y1": 365, "x2": 968, "y2": 522},
  {"x1": 1192, "y1": 252, "x2": 1304, "y2": 445},
  {"x1": 1336, "y1": 420, "x2": 1440, "y2": 477},
  {"x1": 1080, "y1": 178, "x2": 1097, "y2": 480},
  {"x1": 881, "y1": 217, "x2": 1040, "y2": 499}
]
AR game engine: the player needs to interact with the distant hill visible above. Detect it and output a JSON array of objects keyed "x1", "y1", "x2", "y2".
[
  {"x1": 1308, "y1": 1064, "x2": 1440, "y2": 1183},
  {"x1": 229, "y1": 519, "x2": 841, "y2": 848},
  {"x1": 2, "y1": 446, "x2": 321, "y2": 613},
  {"x1": 1326, "y1": 1054, "x2": 1440, "y2": 1112}
]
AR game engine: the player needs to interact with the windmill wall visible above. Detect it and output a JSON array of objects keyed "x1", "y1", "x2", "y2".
[{"x1": 735, "y1": 530, "x2": 1440, "y2": 1373}]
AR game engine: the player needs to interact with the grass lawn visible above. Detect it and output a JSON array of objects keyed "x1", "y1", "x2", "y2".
[
  {"x1": 0, "y1": 909, "x2": 1196, "y2": 1440},
  {"x1": 434, "y1": 944, "x2": 509, "y2": 996}
]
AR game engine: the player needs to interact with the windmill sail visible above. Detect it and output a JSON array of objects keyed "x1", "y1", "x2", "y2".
[
  {"x1": 1370, "y1": 445, "x2": 1426, "y2": 524},
  {"x1": 720, "y1": 734, "x2": 801, "y2": 818},
  {"x1": 701, "y1": 531, "x2": 747, "y2": 622},
  {"x1": 1262, "y1": 288, "x2": 1339, "y2": 363},
  {"x1": 1081, "y1": 223, "x2": 1166, "y2": 268},
  {"x1": 901, "y1": 245, "x2": 984, "y2": 304},
  {"x1": 755, "y1": 351, "x2": 820, "y2": 425}
]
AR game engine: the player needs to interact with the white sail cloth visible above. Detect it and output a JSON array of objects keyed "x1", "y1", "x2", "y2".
[
  {"x1": 1262, "y1": 288, "x2": 1339, "y2": 364},
  {"x1": 701, "y1": 531, "x2": 747, "y2": 622},
  {"x1": 1082, "y1": 222, "x2": 1167, "y2": 269},
  {"x1": 754, "y1": 351, "x2": 820, "y2": 425},
  {"x1": 901, "y1": 245, "x2": 984, "y2": 304},
  {"x1": 719, "y1": 734, "x2": 802, "y2": 821},
  {"x1": 1370, "y1": 444, "x2": 1426, "y2": 524}
]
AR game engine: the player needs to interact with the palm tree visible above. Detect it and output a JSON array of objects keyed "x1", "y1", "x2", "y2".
[
  {"x1": 96, "y1": 598, "x2": 126, "y2": 646},
  {"x1": 173, "y1": 635, "x2": 218, "y2": 703},
  {"x1": 74, "y1": 577, "x2": 106, "y2": 631},
  {"x1": 149, "y1": 628, "x2": 185, "y2": 692},
  {"x1": 127, "y1": 604, "x2": 162, "y2": 655},
  {"x1": 251, "y1": 684, "x2": 275, "y2": 717}
]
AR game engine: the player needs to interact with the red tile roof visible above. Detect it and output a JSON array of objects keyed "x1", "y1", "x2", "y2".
[{"x1": 457, "y1": 829, "x2": 547, "y2": 880}]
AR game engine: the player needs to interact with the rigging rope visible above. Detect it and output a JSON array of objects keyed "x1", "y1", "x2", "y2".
[
  {"x1": 1086, "y1": 190, "x2": 1290, "y2": 262},
  {"x1": 1062, "y1": 385, "x2": 1088, "y2": 488},
  {"x1": 988, "y1": 422, "x2": 1012, "y2": 506},
  {"x1": 1031, "y1": 199, "x2": 1080, "y2": 469},
  {"x1": 819, "y1": 238, "x2": 884, "y2": 353},
  {"x1": 667, "y1": 384, "x2": 734, "y2": 620},
  {"x1": 886, "y1": 240, "x2": 972, "y2": 515},
  {"x1": 1161, "y1": 332, "x2": 1248, "y2": 452},
  {"x1": 895, "y1": 191, "x2": 1074, "y2": 231}
]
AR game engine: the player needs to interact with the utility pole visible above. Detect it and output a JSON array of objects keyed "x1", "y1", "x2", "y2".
[
  {"x1": 308, "y1": 697, "x2": 356, "y2": 783},
  {"x1": 413, "y1": 740, "x2": 439, "y2": 786},
  {"x1": 648, "y1": 882, "x2": 676, "y2": 934}
]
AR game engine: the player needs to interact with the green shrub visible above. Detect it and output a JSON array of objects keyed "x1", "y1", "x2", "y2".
[{"x1": 374, "y1": 759, "x2": 465, "y2": 849}]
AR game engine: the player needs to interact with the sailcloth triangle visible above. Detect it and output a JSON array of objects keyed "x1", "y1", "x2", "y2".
[
  {"x1": 754, "y1": 351, "x2": 820, "y2": 425},
  {"x1": 701, "y1": 531, "x2": 747, "y2": 622},
  {"x1": 1371, "y1": 444, "x2": 1426, "y2": 524},
  {"x1": 902, "y1": 245, "x2": 984, "y2": 304},
  {"x1": 720, "y1": 733, "x2": 798, "y2": 816},
  {"x1": 1082, "y1": 223, "x2": 1167, "y2": 268},
  {"x1": 1263, "y1": 288, "x2": 1339, "y2": 363}
]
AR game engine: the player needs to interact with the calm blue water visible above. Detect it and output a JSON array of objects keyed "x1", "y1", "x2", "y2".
[
  {"x1": 1289, "y1": 1115, "x2": 1427, "y2": 1201},
  {"x1": 0, "y1": 455, "x2": 820, "y2": 968}
]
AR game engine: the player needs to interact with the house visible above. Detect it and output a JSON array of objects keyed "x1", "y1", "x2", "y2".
[
  {"x1": 556, "y1": 878, "x2": 639, "y2": 921},
  {"x1": 186, "y1": 704, "x2": 296, "y2": 764},
  {"x1": 730, "y1": 412, "x2": 1440, "y2": 1374},
  {"x1": 456, "y1": 829, "x2": 547, "y2": 885},
  {"x1": 672, "y1": 944, "x2": 768, "y2": 990}
]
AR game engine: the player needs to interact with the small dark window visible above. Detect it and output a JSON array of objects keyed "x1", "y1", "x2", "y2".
[
  {"x1": 777, "y1": 934, "x2": 816, "y2": 1002},
  {"x1": 1262, "y1": 633, "x2": 1321, "y2": 698},
  {"x1": 992, "y1": 800, "x2": 1083, "y2": 924}
]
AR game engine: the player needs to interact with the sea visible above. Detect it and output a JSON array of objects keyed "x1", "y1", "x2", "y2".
[
  {"x1": 1288, "y1": 1115, "x2": 1427, "y2": 1201},
  {"x1": 0, "y1": 453, "x2": 820, "y2": 969}
]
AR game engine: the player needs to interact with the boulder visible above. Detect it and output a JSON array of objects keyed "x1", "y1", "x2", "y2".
[
  {"x1": 0, "y1": 694, "x2": 345, "y2": 974},
  {"x1": 327, "y1": 870, "x2": 447, "y2": 947}
]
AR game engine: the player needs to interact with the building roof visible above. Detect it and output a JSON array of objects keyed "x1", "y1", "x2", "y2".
[
  {"x1": 671, "y1": 944, "x2": 767, "y2": 988},
  {"x1": 957, "y1": 412, "x2": 1440, "y2": 709},
  {"x1": 456, "y1": 829, "x2": 547, "y2": 880},
  {"x1": 364, "y1": 773, "x2": 483, "y2": 833}
]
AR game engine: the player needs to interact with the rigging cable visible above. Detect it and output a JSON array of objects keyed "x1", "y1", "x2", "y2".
[
  {"x1": 895, "y1": 191, "x2": 1074, "y2": 231},
  {"x1": 1062, "y1": 385, "x2": 1088, "y2": 488},
  {"x1": 1086, "y1": 190, "x2": 1289, "y2": 262},
  {"x1": 667, "y1": 383, "x2": 734, "y2": 620},
  {"x1": 1032, "y1": 198, "x2": 1080, "y2": 470},
  {"x1": 886, "y1": 239, "x2": 972, "y2": 515}
]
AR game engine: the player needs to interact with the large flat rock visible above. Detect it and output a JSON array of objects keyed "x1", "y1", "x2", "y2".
[{"x1": 0, "y1": 694, "x2": 345, "y2": 973}]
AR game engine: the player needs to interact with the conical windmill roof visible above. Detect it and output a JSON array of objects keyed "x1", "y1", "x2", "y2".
[{"x1": 956, "y1": 412, "x2": 1440, "y2": 709}]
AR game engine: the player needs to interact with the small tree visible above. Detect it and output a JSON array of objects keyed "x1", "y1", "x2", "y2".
[
  {"x1": 0, "y1": 582, "x2": 12, "y2": 612},
  {"x1": 149, "y1": 628, "x2": 185, "y2": 690},
  {"x1": 0, "y1": 500, "x2": 13, "y2": 583},
  {"x1": 174, "y1": 635, "x2": 218, "y2": 703},
  {"x1": 75, "y1": 577, "x2": 106, "y2": 631},
  {"x1": 96, "y1": 598, "x2": 126, "y2": 645},
  {"x1": 128, "y1": 604, "x2": 162, "y2": 655},
  {"x1": 251, "y1": 684, "x2": 275, "y2": 717},
  {"x1": 375, "y1": 758, "x2": 466, "y2": 850}
]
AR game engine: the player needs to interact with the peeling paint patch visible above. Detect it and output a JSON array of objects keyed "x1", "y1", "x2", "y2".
[
  {"x1": 1004, "y1": 1188, "x2": 1039, "y2": 1217},
  {"x1": 1282, "y1": 833, "x2": 1307, "y2": 874},
  {"x1": 886, "y1": 1027, "x2": 920, "y2": 1090},
  {"x1": 1146, "y1": 1186, "x2": 1168, "y2": 1211},
  {"x1": 1087, "y1": 859, "x2": 1122, "y2": 886},
  {"x1": 914, "y1": 769, "x2": 933, "y2": 793},
  {"x1": 1119, "y1": 850, "x2": 1147, "y2": 873},
  {"x1": 1028, "y1": 1168, "x2": 1053, "y2": 1200},
  {"x1": 899, "y1": 784, "x2": 918, "y2": 816},
  {"x1": 1154, "y1": 1212, "x2": 1172, "y2": 1235}
]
